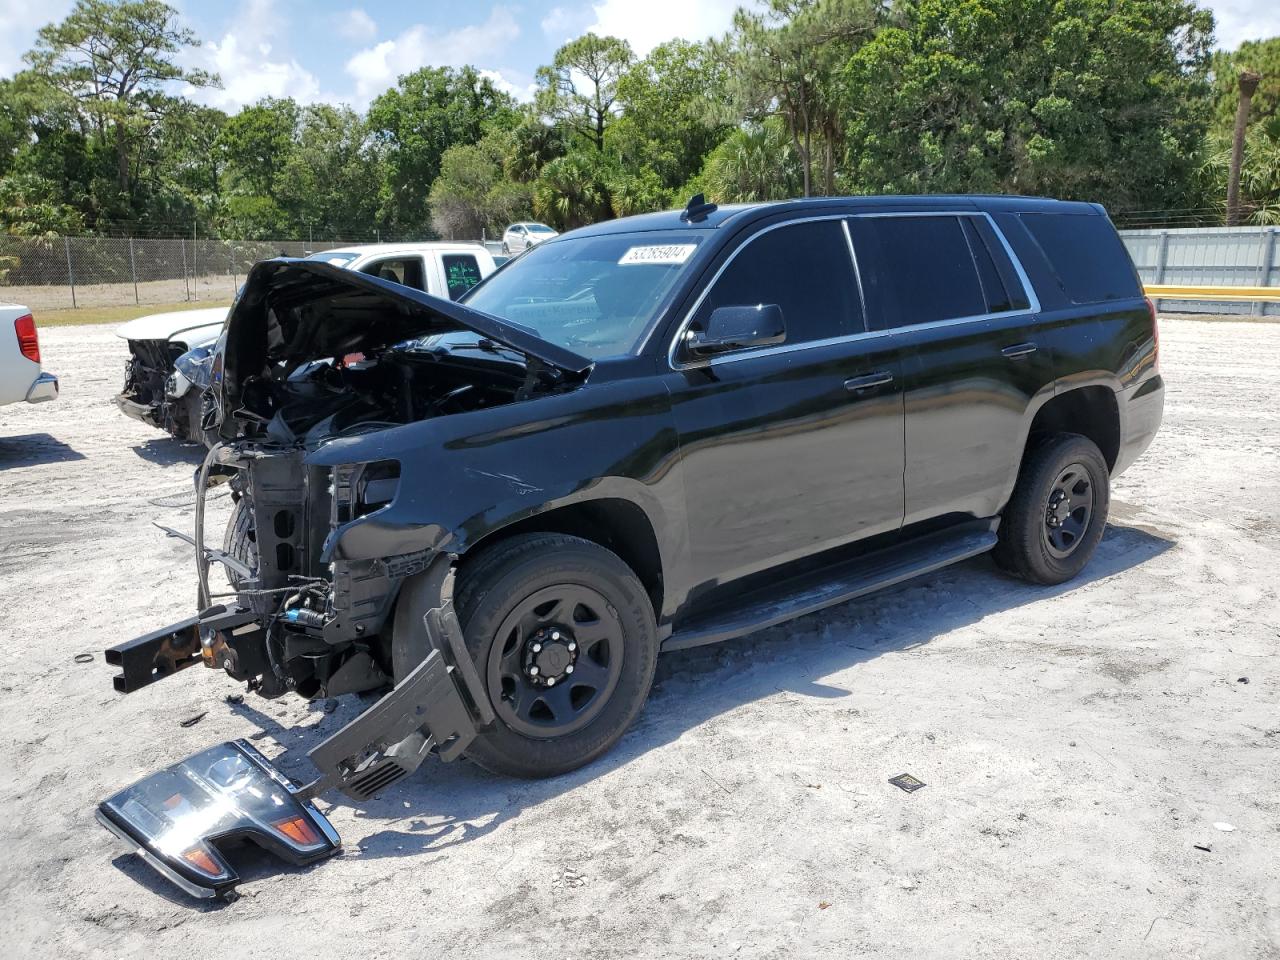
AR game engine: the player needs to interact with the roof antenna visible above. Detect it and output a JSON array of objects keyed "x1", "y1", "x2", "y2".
[{"x1": 680, "y1": 193, "x2": 718, "y2": 223}]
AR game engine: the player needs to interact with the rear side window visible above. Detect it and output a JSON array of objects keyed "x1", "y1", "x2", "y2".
[
  {"x1": 362, "y1": 257, "x2": 425, "y2": 291},
  {"x1": 1018, "y1": 213, "x2": 1140, "y2": 303},
  {"x1": 696, "y1": 219, "x2": 863, "y2": 346},
  {"x1": 442, "y1": 254, "x2": 483, "y2": 300},
  {"x1": 848, "y1": 216, "x2": 985, "y2": 328}
]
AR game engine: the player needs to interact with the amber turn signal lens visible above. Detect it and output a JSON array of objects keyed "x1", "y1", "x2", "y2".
[
  {"x1": 182, "y1": 846, "x2": 222, "y2": 876},
  {"x1": 273, "y1": 815, "x2": 321, "y2": 846}
]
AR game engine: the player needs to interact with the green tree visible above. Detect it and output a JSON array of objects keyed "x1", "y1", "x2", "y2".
[
  {"x1": 1210, "y1": 37, "x2": 1280, "y2": 138},
  {"x1": 610, "y1": 39, "x2": 732, "y2": 192},
  {"x1": 0, "y1": 172, "x2": 86, "y2": 235},
  {"x1": 276, "y1": 105, "x2": 387, "y2": 237},
  {"x1": 504, "y1": 111, "x2": 567, "y2": 183},
  {"x1": 697, "y1": 118, "x2": 803, "y2": 202},
  {"x1": 715, "y1": 0, "x2": 883, "y2": 196},
  {"x1": 217, "y1": 97, "x2": 300, "y2": 200},
  {"x1": 534, "y1": 151, "x2": 614, "y2": 228},
  {"x1": 841, "y1": 0, "x2": 1214, "y2": 212},
  {"x1": 536, "y1": 34, "x2": 634, "y2": 152},
  {"x1": 24, "y1": 0, "x2": 217, "y2": 212},
  {"x1": 429, "y1": 131, "x2": 533, "y2": 240},
  {"x1": 367, "y1": 66, "x2": 517, "y2": 232}
]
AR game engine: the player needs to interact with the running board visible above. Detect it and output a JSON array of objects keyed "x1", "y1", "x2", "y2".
[{"x1": 663, "y1": 520, "x2": 999, "y2": 651}]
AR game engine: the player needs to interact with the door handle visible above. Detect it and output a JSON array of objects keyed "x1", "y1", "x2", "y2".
[
  {"x1": 1001, "y1": 342, "x2": 1038, "y2": 359},
  {"x1": 844, "y1": 371, "x2": 894, "y2": 392}
]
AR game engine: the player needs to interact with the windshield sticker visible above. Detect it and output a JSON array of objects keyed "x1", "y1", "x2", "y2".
[{"x1": 618, "y1": 244, "x2": 697, "y2": 266}]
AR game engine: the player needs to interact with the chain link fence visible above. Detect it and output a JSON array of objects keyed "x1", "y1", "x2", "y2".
[{"x1": 0, "y1": 235, "x2": 374, "y2": 312}]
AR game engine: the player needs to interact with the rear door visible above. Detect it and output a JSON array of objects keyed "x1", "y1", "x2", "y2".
[
  {"x1": 666, "y1": 217, "x2": 906, "y2": 592},
  {"x1": 848, "y1": 212, "x2": 1053, "y2": 524}
]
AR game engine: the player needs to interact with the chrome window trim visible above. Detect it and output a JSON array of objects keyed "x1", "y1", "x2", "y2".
[{"x1": 667, "y1": 209, "x2": 1041, "y2": 371}]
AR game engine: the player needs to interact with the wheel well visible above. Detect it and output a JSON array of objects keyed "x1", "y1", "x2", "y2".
[
  {"x1": 1027, "y1": 387, "x2": 1120, "y2": 470},
  {"x1": 463, "y1": 499, "x2": 664, "y2": 616}
]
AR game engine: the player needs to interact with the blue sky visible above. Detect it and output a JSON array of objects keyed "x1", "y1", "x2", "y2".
[{"x1": 1, "y1": 0, "x2": 1278, "y2": 112}]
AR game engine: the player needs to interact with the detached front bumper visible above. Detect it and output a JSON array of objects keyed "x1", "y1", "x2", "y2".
[{"x1": 25, "y1": 371, "x2": 58, "y2": 403}]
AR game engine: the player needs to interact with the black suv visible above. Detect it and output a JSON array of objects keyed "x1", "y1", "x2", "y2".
[{"x1": 110, "y1": 195, "x2": 1162, "y2": 800}]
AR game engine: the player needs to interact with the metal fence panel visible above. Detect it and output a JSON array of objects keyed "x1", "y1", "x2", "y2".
[{"x1": 1120, "y1": 226, "x2": 1280, "y2": 317}]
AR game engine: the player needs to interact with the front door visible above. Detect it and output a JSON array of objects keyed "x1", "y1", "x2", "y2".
[{"x1": 666, "y1": 218, "x2": 906, "y2": 596}]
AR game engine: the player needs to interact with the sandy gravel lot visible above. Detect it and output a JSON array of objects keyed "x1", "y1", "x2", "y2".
[{"x1": 0, "y1": 319, "x2": 1276, "y2": 959}]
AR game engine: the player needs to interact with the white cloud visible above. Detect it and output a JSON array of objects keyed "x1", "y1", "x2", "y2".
[
  {"x1": 344, "y1": 7, "x2": 521, "y2": 103},
  {"x1": 1211, "y1": 0, "x2": 1280, "y2": 49},
  {"x1": 335, "y1": 7, "x2": 377, "y2": 42},
  {"x1": 541, "y1": 5, "x2": 590, "y2": 43},
  {"x1": 181, "y1": 0, "x2": 327, "y2": 108},
  {"x1": 0, "y1": 0, "x2": 73, "y2": 77},
  {"x1": 586, "y1": 0, "x2": 742, "y2": 56},
  {"x1": 479, "y1": 67, "x2": 537, "y2": 103}
]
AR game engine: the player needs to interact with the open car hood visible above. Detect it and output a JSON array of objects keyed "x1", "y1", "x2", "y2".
[{"x1": 219, "y1": 259, "x2": 591, "y2": 415}]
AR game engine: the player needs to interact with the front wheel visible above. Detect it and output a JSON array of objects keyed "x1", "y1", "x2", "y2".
[
  {"x1": 450, "y1": 533, "x2": 658, "y2": 778},
  {"x1": 994, "y1": 433, "x2": 1110, "y2": 585}
]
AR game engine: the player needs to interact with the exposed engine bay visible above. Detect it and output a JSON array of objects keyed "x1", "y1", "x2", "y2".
[
  {"x1": 199, "y1": 261, "x2": 590, "y2": 703},
  {"x1": 101, "y1": 259, "x2": 591, "y2": 896}
]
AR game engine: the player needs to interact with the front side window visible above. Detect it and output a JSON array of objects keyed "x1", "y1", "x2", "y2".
[
  {"x1": 441, "y1": 254, "x2": 482, "y2": 300},
  {"x1": 690, "y1": 219, "x2": 863, "y2": 349},
  {"x1": 462, "y1": 231, "x2": 706, "y2": 359},
  {"x1": 848, "y1": 216, "x2": 986, "y2": 329}
]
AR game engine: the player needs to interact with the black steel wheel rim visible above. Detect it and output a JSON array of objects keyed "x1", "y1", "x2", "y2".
[
  {"x1": 1042, "y1": 461, "x2": 1095, "y2": 559},
  {"x1": 486, "y1": 583, "x2": 625, "y2": 738}
]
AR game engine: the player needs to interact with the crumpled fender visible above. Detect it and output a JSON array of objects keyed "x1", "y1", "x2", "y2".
[{"x1": 304, "y1": 375, "x2": 682, "y2": 568}]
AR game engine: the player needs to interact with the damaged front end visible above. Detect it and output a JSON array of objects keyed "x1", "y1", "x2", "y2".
[{"x1": 101, "y1": 260, "x2": 590, "y2": 898}]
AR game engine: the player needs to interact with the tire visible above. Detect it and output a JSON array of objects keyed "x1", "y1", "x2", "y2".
[
  {"x1": 448, "y1": 533, "x2": 658, "y2": 779},
  {"x1": 223, "y1": 497, "x2": 258, "y2": 590},
  {"x1": 994, "y1": 433, "x2": 1110, "y2": 585}
]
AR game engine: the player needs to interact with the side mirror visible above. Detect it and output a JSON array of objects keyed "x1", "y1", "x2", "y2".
[{"x1": 686, "y1": 304, "x2": 785, "y2": 358}]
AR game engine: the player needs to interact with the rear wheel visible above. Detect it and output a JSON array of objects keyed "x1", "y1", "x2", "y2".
[
  {"x1": 994, "y1": 433, "x2": 1110, "y2": 585},
  {"x1": 452, "y1": 533, "x2": 658, "y2": 778}
]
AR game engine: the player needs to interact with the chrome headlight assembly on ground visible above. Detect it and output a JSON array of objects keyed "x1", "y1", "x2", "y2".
[{"x1": 97, "y1": 740, "x2": 340, "y2": 899}]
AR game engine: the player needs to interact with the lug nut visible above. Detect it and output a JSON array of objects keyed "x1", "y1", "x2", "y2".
[
  {"x1": 567, "y1": 642, "x2": 577, "y2": 652},
  {"x1": 551, "y1": 631, "x2": 561, "y2": 641},
  {"x1": 529, "y1": 666, "x2": 539, "y2": 676},
  {"x1": 565, "y1": 665, "x2": 574, "y2": 674},
  {"x1": 547, "y1": 676, "x2": 557, "y2": 686},
  {"x1": 532, "y1": 643, "x2": 542, "y2": 653}
]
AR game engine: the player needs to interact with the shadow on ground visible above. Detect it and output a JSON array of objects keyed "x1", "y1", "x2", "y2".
[
  {"x1": 137, "y1": 519, "x2": 1173, "y2": 899},
  {"x1": 131, "y1": 438, "x2": 206, "y2": 466},
  {"x1": 0, "y1": 433, "x2": 85, "y2": 470}
]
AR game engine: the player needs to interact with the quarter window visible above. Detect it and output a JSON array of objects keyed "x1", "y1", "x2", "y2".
[
  {"x1": 848, "y1": 216, "x2": 986, "y2": 329},
  {"x1": 692, "y1": 219, "x2": 863, "y2": 349},
  {"x1": 1019, "y1": 213, "x2": 1141, "y2": 304}
]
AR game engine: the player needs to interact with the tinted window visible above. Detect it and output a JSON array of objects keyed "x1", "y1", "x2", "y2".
[
  {"x1": 849, "y1": 216, "x2": 985, "y2": 328},
  {"x1": 1019, "y1": 213, "x2": 1140, "y2": 303},
  {"x1": 694, "y1": 220, "x2": 862, "y2": 348},
  {"x1": 442, "y1": 254, "x2": 482, "y2": 300},
  {"x1": 971, "y1": 216, "x2": 1031, "y2": 311}
]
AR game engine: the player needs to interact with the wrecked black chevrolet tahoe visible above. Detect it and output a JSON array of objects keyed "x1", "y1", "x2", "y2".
[{"x1": 101, "y1": 195, "x2": 1162, "y2": 896}]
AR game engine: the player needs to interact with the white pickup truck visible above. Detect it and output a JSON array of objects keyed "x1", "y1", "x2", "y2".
[
  {"x1": 0, "y1": 304, "x2": 58, "y2": 408},
  {"x1": 115, "y1": 242, "x2": 497, "y2": 441}
]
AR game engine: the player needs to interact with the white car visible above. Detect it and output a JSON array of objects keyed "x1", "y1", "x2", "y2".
[
  {"x1": 115, "y1": 242, "x2": 497, "y2": 441},
  {"x1": 0, "y1": 304, "x2": 58, "y2": 407},
  {"x1": 501, "y1": 222, "x2": 559, "y2": 255}
]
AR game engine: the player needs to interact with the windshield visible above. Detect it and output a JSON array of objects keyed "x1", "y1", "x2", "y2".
[
  {"x1": 305, "y1": 251, "x2": 359, "y2": 267},
  {"x1": 528, "y1": 224, "x2": 557, "y2": 235},
  {"x1": 462, "y1": 232, "x2": 705, "y2": 358}
]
